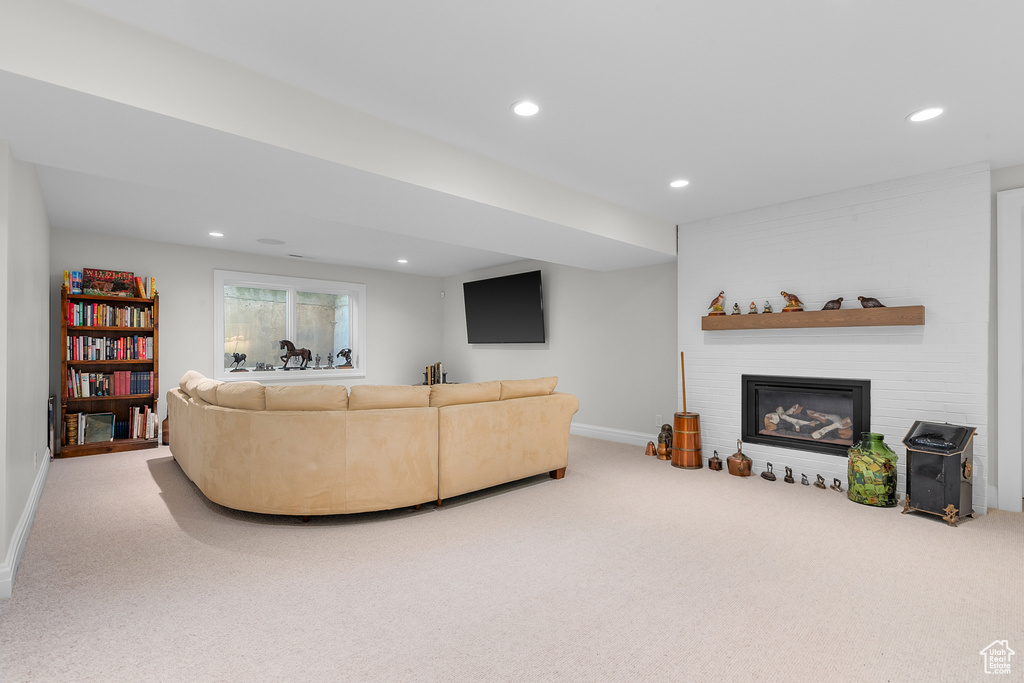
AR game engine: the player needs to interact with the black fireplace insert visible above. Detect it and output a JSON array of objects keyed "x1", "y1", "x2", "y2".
[{"x1": 741, "y1": 375, "x2": 871, "y2": 457}]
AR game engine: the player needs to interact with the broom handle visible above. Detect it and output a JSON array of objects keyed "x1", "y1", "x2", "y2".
[{"x1": 680, "y1": 351, "x2": 687, "y2": 414}]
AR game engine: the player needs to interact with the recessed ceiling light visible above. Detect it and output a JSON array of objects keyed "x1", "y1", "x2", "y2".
[
  {"x1": 669, "y1": 179, "x2": 690, "y2": 188},
  {"x1": 512, "y1": 101, "x2": 540, "y2": 117},
  {"x1": 257, "y1": 238, "x2": 286, "y2": 245},
  {"x1": 209, "y1": 232, "x2": 224, "y2": 237},
  {"x1": 907, "y1": 107, "x2": 943, "y2": 122},
  {"x1": 397, "y1": 259, "x2": 408, "y2": 264}
]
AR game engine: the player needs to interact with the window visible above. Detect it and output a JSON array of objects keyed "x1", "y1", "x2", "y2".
[{"x1": 213, "y1": 270, "x2": 365, "y2": 381}]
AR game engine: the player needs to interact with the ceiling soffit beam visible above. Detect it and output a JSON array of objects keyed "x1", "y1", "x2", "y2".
[{"x1": 0, "y1": 0, "x2": 675, "y2": 258}]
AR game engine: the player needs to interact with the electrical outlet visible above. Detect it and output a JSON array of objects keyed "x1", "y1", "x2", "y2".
[{"x1": 655, "y1": 414, "x2": 662, "y2": 426}]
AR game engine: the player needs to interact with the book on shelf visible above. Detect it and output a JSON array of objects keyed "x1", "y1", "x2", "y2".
[
  {"x1": 82, "y1": 268, "x2": 135, "y2": 297},
  {"x1": 82, "y1": 413, "x2": 115, "y2": 443}
]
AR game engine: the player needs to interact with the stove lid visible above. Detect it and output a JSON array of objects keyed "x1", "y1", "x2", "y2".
[{"x1": 902, "y1": 421, "x2": 977, "y2": 455}]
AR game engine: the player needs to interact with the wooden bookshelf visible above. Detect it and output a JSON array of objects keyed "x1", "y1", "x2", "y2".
[
  {"x1": 59, "y1": 285, "x2": 160, "y2": 457},
  {"x1": 701, "y1": 305, "x2": 925, "y2": 331}
]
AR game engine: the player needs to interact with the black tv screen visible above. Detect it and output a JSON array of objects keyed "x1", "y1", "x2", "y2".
[{"x1": 463, "y1": 270, "x2": 546, "y2": 344}]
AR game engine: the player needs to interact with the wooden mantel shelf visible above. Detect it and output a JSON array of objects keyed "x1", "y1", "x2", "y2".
[{"x1": 701, "y1": 305, "x2": 925, "y2": 331}]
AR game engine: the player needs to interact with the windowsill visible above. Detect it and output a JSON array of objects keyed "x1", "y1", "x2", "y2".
[{"x1": 214, "y1": 367, "x2": 365, "y2": 382}]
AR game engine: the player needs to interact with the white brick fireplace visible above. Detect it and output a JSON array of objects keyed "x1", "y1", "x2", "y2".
[{"x1": 678, "y1": 162, "x2": 991, "y2": 512}]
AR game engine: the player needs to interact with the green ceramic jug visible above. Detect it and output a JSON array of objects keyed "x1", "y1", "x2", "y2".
[{"x1": 847, "y1": 432, "x2": 898, "y2": 507}]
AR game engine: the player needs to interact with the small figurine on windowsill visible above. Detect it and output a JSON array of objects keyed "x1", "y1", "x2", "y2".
[
  {"x1": 748, "y1": 302, "x2": 758, "y2": 314},
  {"x1": 731, "y1": 303, "x2": 741, "y2": 315},
  {"x1": 708, "y1": 290, "x2": 726, "y2": 316},
  {"x1": 763, "y1": 300, "x2": 773, "y2": 313},
  {"x1": 781, "y1": 291, "x2": 804, "y2": 312}
]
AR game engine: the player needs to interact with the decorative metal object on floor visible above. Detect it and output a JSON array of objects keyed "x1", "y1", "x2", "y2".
[
  {"x1": 708, "y1": 450, "x2": 723, "y2": 470},
  {"x1": 830, "y1": 478, "x2": 844, "y2": 492},
  {"x1": 645, "y1": 441, "x2": 656, "y2": 456},
  {"x1": 801, "y1": 473, "x2": 809, "y2": 485},
  {"x1": 901, "y1": 421, "x2": 977, "y2": 527},
  {"x1": 657, "y1": 424, "x2": 672, "y2": 460},
  {"x1": 784, "y1": 466, "x2": 795, "y2": 483},
  {"x1": 727, "y1": 440, "x2": 752, "y2": 476},
  {"x1": 814, "y1": 474, "x2": 827, "y2": 489},
  {"x1": 761, "y1": 462, "x2": 777, "y2": 481}
]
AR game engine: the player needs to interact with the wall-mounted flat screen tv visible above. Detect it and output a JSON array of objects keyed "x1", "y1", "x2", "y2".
[{"x1": 463, "y1": 270, "x2": 546, "y2": 344}]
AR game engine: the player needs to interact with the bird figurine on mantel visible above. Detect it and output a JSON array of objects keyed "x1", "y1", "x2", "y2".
[
  {"x1": 858, "y1": 295, "x2": 886, "y2": 308},
  {"x1": 822, "y1": 297, "x2": 844, "y2": 310},
  {"x1": 780, "y1": 290, "x2": 804, "y2": 312},
  {"x1": 708, "y1": 290, "x2": 726, "y2": 316}
]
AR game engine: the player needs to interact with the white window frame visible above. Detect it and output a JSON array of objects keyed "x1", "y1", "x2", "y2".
[{"x1": 213, "y1": 270, "x2": 366, "y2": 382}]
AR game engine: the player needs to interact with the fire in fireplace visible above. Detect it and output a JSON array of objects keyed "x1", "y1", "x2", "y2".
[{"x1": 741, "y1": 375, "x2": 871, "y2": 457}]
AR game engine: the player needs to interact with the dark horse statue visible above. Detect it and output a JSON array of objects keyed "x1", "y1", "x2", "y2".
[
  {"x1": 279, "y1": 339, "x2": 312, "y2": 370},
  {"x1": 230, "y1": 352, "x2": 247, "y2": 371},
  {"x1": 336, "y1": 348, "x2": 353, "y2": 368}
]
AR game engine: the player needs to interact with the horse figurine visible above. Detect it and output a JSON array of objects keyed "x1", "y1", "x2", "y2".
[
  {"x1": 336, "y1": 348, "x2": 353, "y2": 368},
  {"x1": 230, "y1": 352, "x2": 247, "y2": 371},
  {"x1": 279, "y1": 339, "x2": 312, "y2": 370}
]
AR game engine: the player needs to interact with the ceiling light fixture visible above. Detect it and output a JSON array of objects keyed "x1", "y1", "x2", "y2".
[
  {"x1": 907, "y1": 107, "x2": 943, "y2": 123},
  {"x1": 397, "y1": 259, "x2": 408, "y2": 264},
  {"x1": 257, "y1": 238, "x2": 286, "y2": 245},
  {"x1": 208, "y1": 231, "x2": 224, "y2": 237},
  {"x1": 512, "y1": 100, "x2": 540, "y2": 117},
  {"x1": 669, "y1": 179, "x2": 690, "y2": 188}
]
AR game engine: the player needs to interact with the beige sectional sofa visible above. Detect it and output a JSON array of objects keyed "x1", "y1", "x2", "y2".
[{"x1": 167, "y1": 371, "x2": 579, "y2": 516}]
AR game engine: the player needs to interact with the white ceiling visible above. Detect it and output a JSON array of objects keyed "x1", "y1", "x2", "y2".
[{"x1": 3, "y1": 0, "x2": 1024, "y2": 276}]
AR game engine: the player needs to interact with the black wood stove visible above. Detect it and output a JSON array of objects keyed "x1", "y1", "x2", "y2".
[{"x1": 901, "y1": 421, "x2": 977, "y2": 526}]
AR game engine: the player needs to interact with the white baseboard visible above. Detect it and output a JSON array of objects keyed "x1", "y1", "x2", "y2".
[
  {"x1": 0, "y1": 450, "x2": 50, "y2": 599},
  {"x1": 571, "y1": 423, "x2": 652, "y2": 447}
]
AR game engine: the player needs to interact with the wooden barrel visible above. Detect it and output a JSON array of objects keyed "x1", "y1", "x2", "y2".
[{"x1": 671, "y1": 412, "x2": 703, "y2": 469}]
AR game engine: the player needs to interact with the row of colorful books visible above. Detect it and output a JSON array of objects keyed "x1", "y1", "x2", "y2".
[
  {"x1": 64, "y1": 408, "x2": 157, "y2": 443},
  {"x1": 67, "y1": 300, "x2": 153, "y2": 328},
  {"x1": 63, "y1": 268, "x2": 156, "y2": 298},
  {"x1": 66, "y1": 335, "x2": 154, "y2": 361},
  {"x1": 67, "y1": 370, "x2": 154, "y2": 398},
  {"x1": 125, "y1": 405, "x2": 158, "y2": 440},
  {"x1": 424, "y1": 361, "x2": 447, "y2": 386}
]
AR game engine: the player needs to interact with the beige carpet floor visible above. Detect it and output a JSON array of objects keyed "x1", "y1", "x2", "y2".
[{"x1": 1, "y1": 436, "x2": 1021, "y2": 682}]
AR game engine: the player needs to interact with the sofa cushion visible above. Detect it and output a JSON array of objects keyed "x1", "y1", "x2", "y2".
[
  {"x1": 265, "y1": 384, "x2": 349, "y2": 411},
  {"x1": 179, "y1": 369, "x2": 206, "y2": 393},
  {"x1": 499, "y1": 376, "x2": 558, "y2": 400},
  {"x1": 216, "y1": 381, "x2": 267, "y2": 411},
  {"x1": 430, "y1": 381, "x2": 501, "y2": 407},
  {"x1": 195, "y1": 378, "x2": 223, "y2": 404},
  {"x1": 349, "y1": 384, "x2": 430, "y2": 410}
]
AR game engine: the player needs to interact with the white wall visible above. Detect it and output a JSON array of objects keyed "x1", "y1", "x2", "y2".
[
  {"x1": 679, "y1": 162, "x2": 992, "y2": 512},
  {"x1": 49, "y1": 230, "x2": 445, "y2": 408},
  {"x1": 441, "y1": 259, "x2": 678, "y2": 440},
  {"x1": 1, "y1": 143, "x2": 51, "y2": 597}
]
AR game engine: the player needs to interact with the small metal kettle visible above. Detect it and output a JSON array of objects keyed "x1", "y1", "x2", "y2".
[
  {"x1": 708, "y1": 450, "x2": 723, "y2": 471},
  {"x1": 727, "y1": 439, "x2": 752, "y2": 477}
]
